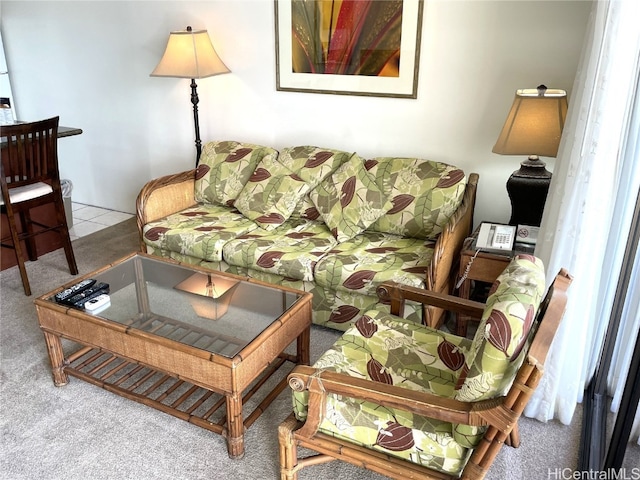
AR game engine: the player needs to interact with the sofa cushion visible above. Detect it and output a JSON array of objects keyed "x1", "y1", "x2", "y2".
[
  {"x1": 277, "y1": 146, "x2": 353, "y2": 187},
  {"x1": 291, "y1": 194, "x2": 322, "y2": 221},
  {"x1": 310, "y1": 154, "x2": 393, "y2": 243},
  {"x1": 312, "y1": 286, "x2": 423, "y2": 331},
  {"x1": 234, "y1": 154, "x2": 311, "y2": 230},
  {"x1": 313, "y1": 231, "x2": 435, "y2": 297},
  {"x1": 366, "y1": 157, "x2": 466, "y2": 240},
  {"x1": 142, "y1": 204, "x2": 259, "y2": 262},
  {"x1": 222, "y1": 218, "x2": 337, "y2": 282},
  {"x1": 455, "y1": 254, "x2": 545, "y2": 400},
  {"x1": 194, "y1": 141, "x2": 278, "y2": 207},
  {"x1": 292, "y1": 311, "x2": 473, "y2": 475},
  {"x1": 283, "y1": 146, "x2": 352, "y2": 221}
]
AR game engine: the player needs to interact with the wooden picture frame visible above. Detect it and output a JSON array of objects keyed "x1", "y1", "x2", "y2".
[{"x1": 275, "y1": 0, "x2": 424, "y2": 98}]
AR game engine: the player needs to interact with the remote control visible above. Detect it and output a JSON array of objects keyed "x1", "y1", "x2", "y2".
[
  {"x1": 84, "y1": 294, "x2": 110, "y2": 312},
  {"x1": 72, "y1": 289, "x2": 110, "y2": 309},
  {"x1": 54, "y1": 279, "x2": 96, "y2": 303},
  {"x1": 63, "y1": 282, "x2": 110, "y2": 306}
]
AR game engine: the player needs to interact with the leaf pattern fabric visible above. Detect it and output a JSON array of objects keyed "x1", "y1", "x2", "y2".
[
  {"x1": 194, "y1": 141, "x2": 277, "y2": 206},
  {"x1": 452, "y1": 254, "x2": 545, "y2": 446},
  {"x1": 142, "y1": 204, "x2": 258, "y2": 262},
  {"x1": 366, "y1": 157, "x2": 466, "y2": 239},
  {"x1": 276, "y1": 146, "x2": 352, "y2": 187},
  {"x1": 222, "y1": 218, "x2": 337, "y2": 282},
  {"x1": 455, "y1": 255, "x2": 545, "y2": 402},
  {"x1": 313, "y1": 231, "x2": 435, "y2": 296},
  {"x1": 234, "y1": 154, "x2": 311, "y2": 230},
  {"x1": 142, "y1": 144, "x2": 470, "y2": 332},
  {"x1": 292, "y1": 255, "x2": 546, "y2": 475},
  {"x1": 292, "y1": 310, "x2": 473, "y2": 475},
  {"x1": 309, "y1": 154, "x2": 393, "y2": 242}
]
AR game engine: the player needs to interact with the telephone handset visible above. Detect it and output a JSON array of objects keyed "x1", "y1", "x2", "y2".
[
  {"x1": 475, "y1": 223, "x2": 515, "y2": 252},
  {"x1": 455, "y1": 223, "x2": 517, "y2": 290}
]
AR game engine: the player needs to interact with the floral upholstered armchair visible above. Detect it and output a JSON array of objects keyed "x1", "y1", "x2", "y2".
[{"x1": 278, "y1": 255, "x2": 572, "y2": 480}]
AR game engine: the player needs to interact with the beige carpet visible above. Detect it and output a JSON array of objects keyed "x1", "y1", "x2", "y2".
[{"x1": 1, "y1": 217, "x2": 638, "y2": 479}]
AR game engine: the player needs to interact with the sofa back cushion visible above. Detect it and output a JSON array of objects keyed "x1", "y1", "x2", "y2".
[
  {"x1": 194, "y1": 141, "x2": 278, "y2": 207},
  {"x1": 282, "y1": 146, "x2": 353, "y2": 221},
  {"x1": 234, "y1": 145, "x2": 353, "y2": 230},
  {"x1": 310, "y1": 154, "x2": 393, "y2": 243},
  {"x1": 277, "y1": 146, "x2": 353, "y2": 187},
  {"x1": 366, "y1": 157, "x2": 466, "y2": 240},
  {"x1": 234, "y1": 154, "x2": 312, "y2": 230}
]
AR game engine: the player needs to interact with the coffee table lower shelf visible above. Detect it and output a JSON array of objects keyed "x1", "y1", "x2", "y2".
[{"x1": 64, "y1": 345, "x2": 293, "y2": 437}]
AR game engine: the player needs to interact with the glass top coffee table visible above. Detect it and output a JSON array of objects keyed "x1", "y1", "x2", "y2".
[{"x1": 35, "y1": 252, "x2": 312, "y2": 458}]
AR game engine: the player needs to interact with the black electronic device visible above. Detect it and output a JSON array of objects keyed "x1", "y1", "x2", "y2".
[
  {"x1": 63, "y1": 282, "x2": 110, "y2": 306},
  {"x1": 54, "y1": 279, "x2": 96, "y2": 303}
]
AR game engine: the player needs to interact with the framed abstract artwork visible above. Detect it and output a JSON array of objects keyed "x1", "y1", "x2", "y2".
[{"x1": 275, "y1": 0, "x2": 424, "y2": 98}]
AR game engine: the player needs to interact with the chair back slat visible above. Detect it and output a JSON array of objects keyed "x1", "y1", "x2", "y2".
[{"x1": 1, "y1": 117, "x2": 59, "y2": 189}]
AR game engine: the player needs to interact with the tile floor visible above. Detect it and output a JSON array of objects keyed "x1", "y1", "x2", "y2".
[{"x1": 69, "y1": 202, "x2": 134, "y2": 241}]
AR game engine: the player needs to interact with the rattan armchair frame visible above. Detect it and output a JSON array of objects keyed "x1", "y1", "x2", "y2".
[{"x1": 279, "y1": 270, "x2": 572, "y2": 480}]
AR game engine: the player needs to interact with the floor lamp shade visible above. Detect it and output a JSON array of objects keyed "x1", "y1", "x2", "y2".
[
  {"x1": 492, "y1": 85, "x2": 568, "y2": 226},
  {"x1": 150, "y1": 27, "x2": 230, "y2": 79},
  {"x1": 150, "y1": 26, "x2": 230, "y2": 166}
]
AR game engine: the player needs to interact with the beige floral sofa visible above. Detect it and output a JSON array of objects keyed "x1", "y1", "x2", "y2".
[{"x1": 136, "y1": 141, "x2": 478, "y2": 330}]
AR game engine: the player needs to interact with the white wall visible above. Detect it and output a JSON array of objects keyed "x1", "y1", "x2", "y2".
[{"x1": 1, "y1": 0, "x2": 591, "y2": 223}]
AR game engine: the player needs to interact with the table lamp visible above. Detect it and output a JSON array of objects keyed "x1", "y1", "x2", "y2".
[
  {"x1": 492, "y1": 85, "x2": 568, "y2": 226},
  {"x1": 151, "y1": 26, "x2": 230, "y2": 166}
]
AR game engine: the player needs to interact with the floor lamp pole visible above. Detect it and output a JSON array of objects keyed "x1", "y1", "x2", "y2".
[{"x1": 190, "y1": 78, "x2": 202, "y2": 167}]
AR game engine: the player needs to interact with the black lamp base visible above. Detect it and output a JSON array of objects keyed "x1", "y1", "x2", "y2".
[
  {"x1": 506, "y1": 155, "x2": 551, "y2": 227},
  {"x1": 190, "y1": 78, "x2": 202, "y2": 167}
]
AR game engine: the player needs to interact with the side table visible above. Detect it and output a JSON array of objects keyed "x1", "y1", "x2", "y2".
[{"x1": 454, "y1": 224, "x2": 534, "y2": 336}]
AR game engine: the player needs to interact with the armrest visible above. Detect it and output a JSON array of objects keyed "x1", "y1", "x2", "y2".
[
  {"x1": 136, "y1": 169, "x2": 198, "y2": 249},
  {"x1": 377, "y1": 280, "x2": 486, "y2": 319},
  {"x1": 424, "y1": 173, "x2": 479, "y2": 327},
  {"x1": 288, "y1": 365, "x2": 515, "y2": 439}
]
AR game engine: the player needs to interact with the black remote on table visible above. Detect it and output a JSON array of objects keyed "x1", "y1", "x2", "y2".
[
  {"x1": 63, "y1": 282, "x2": 110, "y2": 306},
  {"x1": 54, "y1": 279, "x2": 96, "y2": 303}
]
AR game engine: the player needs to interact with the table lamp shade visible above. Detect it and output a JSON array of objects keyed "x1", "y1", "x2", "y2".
[
  {"x1": 492, "y1": 85, "x2": 568, "y2": 227},
  {"x1": 150, "y1": 27, "x2": 230, "y2": 79},
  {"x1": 493, "y1": 86, "x2": 568, "y2": 158}
]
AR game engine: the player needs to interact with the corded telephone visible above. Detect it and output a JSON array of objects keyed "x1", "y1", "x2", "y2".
[
  {"x1": 455, "y1": 223, "x2": 517, "y2": 290},
  {"x1": 475, "y1": 223, "x2": 516, "y2": 252}
]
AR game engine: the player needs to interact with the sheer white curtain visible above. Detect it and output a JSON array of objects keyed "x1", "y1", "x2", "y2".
[{"x1": 524, "y1": 0, "x2": 640, "y2": 436}]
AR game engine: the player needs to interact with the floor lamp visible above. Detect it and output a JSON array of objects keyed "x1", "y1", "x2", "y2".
[{"x1": 151, "y1": 26, "x2": 230, "y2": 166}]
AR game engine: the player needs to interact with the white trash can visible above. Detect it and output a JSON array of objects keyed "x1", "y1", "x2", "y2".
[{"x1": 61, "y1": 179, "x2": 73, "y2": 228}]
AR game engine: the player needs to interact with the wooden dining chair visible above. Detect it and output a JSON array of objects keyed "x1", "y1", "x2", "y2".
[
  {"x1": 1, "y1": 116, "x2": 78, "y2": 295},
  {"x1": 279, "y1": 255, "x2": 572, "y2": 480}
]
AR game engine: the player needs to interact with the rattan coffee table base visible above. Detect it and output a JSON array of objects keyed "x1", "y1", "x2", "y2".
[
  {"x1": 36, "y1": 253, "x2": 313, "y2": 459},
  {"x1": 64, "y1": 345, "x2": 294, "y2": 439}
]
